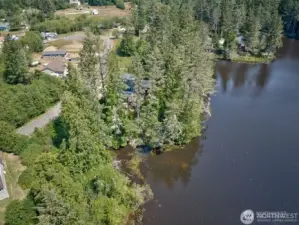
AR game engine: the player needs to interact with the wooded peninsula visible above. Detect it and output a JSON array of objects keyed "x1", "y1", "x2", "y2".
[{"x1": 0, "y1": 0, "x2": 298, "y2": 224}]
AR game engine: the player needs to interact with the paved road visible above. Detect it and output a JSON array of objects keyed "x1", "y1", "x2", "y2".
[
  {"x1": 16, "y1": 102, "x2": 62, "y2": 136},
  {"x1": 16, "y1": 34, "x2": 114, "y2": 136}
]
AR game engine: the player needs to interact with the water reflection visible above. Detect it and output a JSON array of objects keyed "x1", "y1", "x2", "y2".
[
  {"x1": 142, "y1": 138, "x2": 202, "y2": 189},
  {"x1": 277, "y1": 38, "x2": 299, "y2": 59},
  {"x1": 217, "y1": 61, "x2": 271, "y2": 97},
  {"x1": 142, "y1": 38, "x2": 299, "y2": 225}
]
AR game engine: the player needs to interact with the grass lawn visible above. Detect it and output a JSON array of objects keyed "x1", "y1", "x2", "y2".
[
  {"x1": 117, "y1": 54, "x2": 132, "y2": 72},
  {"x1": 0, "y1": 153, "x2": 27, "y2": 225},
  {"x1": 211, "y1": 51, "x2": 275, "y2": 64},
  {"x1": 48, "y1": 39, "x2": 74, "y2": 49},
  {"x1": 113, "y1": 38, "x2": 132, "y2": 73},
  {"x1": 231, "y1": 54, "x2": 274, "y2": 64}
]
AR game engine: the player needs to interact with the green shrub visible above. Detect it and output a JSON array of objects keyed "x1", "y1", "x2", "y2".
[
  {"x1": 0, "y1": 121, "x2": 28, "y2": 154},
  {"x1": 5, "y1": 199, "x2": 36, "y2": 225},
  {"x1": 21, "y1": 143, "x2": 44, "y2": 167},
  {"x1": 18, "y1": 168, "x2": 34, "y2": 189},
  {"x1": 116, "y1": 0, "x2": 125, "y2": 9}
]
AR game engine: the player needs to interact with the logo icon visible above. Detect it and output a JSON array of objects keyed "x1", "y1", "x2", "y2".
[{"x1": 240, "y1": 209, "x2": 254, "y2": 224}]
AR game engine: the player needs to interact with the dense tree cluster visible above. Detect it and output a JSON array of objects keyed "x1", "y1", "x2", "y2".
[
  {"x1": 4, "y1": 67, "x2": 148, "y2": 225},
  {"x1": 0, "y1": 0, "x2": 70, "y2": 30},
  {"x1": 81, "y1": 0, "x2": 214, "y2": 149},
  {"x1": 5, "y1": 199, "x2": 37, "y2": 225},
  {"x1": 31, "y1": 16, "x2": 125, "y2": 34},
  {"x1": 195, "y1": 0, "x2": 283, "y2": 57},
  {"x1": 20, "y1": 31, "x2": 44, "y2": 53},
  {"x1": 0, "y1": 0, "x2": 69, "y2": 15},
  {"x1": 4, "y1": 1, "x2": 299, "y2": 225},
  {"x1": 2, "y1": 38, "x2": 30, "y2": 84},
  {"x1": 2, "y1": 34, "x2": 43, "y2": 85},
  {"x1": 88, "y1": 0, "x2": 126, "y2": 9},
  {"x1": 0, "y1": 75, "x2": 63, "y2": 127},
  {"x1": 280, "y1": 0, "x2": 299, "y2": 37}
]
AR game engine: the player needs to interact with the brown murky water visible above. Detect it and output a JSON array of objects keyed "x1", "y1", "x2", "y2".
[{"x1": 141, "y1": 39, "x2": 299, "y2": 225}]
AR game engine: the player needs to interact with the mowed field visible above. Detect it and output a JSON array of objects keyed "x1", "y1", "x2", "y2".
[{"x1": 55, "y1": 2, "x2": 132, "y2": 18}]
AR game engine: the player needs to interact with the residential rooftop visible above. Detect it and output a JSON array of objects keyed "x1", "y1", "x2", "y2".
[
  {"x1": 43, "y1": 60, "x2": 66, "y2": 73},
  {"x1": 42, "y1": 50, "x2": 67, "y2": 57}
]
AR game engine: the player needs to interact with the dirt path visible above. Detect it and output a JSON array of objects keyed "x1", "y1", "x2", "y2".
[{"x1": 16, "y1": 102, "x2": 61, "y2": 136}]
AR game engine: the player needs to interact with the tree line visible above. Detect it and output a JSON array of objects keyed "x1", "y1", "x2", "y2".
[
  {"x1": 280, "y1": 0, "x2": 299, "y2": 37},
  {"x1": 79, "y1": 0, "x2": 214, "y2": 149},
  {"x1": 0, "y1": 0, "x2": 70, "y2": 15},
  {"x1": 0, "y1": 36, "x2": 63, "y2": 154},
  {"x1": 3, "y1": 0, "x2": 299, "y2": 225},
  {"x1": 2, "y1": 1, "x2": 213, "y2": 224},
  {"x1": 88, "y1": 0, "x2": 126, "y2": 9},
  {"x1": 31, "y1": 15, "x2": 127, "y2": 35},
  {"x1": 194, "y1": 0, "x2": 283, "y2": 58}
]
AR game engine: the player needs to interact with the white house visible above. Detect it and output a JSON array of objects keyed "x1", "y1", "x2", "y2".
[
  {"x1": 42, "y1": 60, "x2": 68, "y2": 77},
  {"x1": 0, "y1": 153, "x2": 9, "y2": 201},
  {"x1": 70, "y1": 0, "x2": 81, "y2": 6}
]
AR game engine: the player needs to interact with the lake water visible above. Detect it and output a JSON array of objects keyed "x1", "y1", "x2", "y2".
[{"x1": 141, "y1": 39, "x2": 299, "y2": 225}]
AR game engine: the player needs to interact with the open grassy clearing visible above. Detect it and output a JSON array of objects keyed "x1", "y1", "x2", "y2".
[
  {"x1": 113, "y1": 38, "x2": 132, "y2": 73},
  {"x1": 0, "y1": 153, "x2": 27, "y2": 225},
  {"x1": 55, "y1": 3, "x2": 132, "y2": 19}
]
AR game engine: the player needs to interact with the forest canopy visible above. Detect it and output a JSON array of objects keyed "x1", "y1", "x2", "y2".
[{"x1": 2, "y1": 0, "x2": 299, "y2": 225}]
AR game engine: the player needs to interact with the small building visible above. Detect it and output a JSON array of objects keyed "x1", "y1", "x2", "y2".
[
  {"x1": 118, "y1": 26, "x2": 126, "y2": 33},
  {"x1": 121, "y1": 73, "x2": 151, "y2": 95},
  {"x1": 42, "y1": 50, "x2": 68, "y2": 58},
  {"x1": 30, "y1": 61, "x2": 40, "y2": 67},
  {"x1": 122, "y1": 73, "x2": 135, "y2": 95},
  {"x1": 8, "y1": 35, "x2": 19, "y2": 41},
  {"x1": 0, "y1": 153, "x2": 9, "y2": 201},
  {"x1": 236, "y1": 35, "x2": 245, "y2": 47},
  {"x1": 42, "y1": 60, "x2": 68, "y2": 77},
  {"x1": 0, "y1": 23, "x2": 10, "y2": 31},
  {"x1": 91, "y1": 9, "x2": 99, "y2": 15},
  {"x1": 70, "y1": 0, "x2": 81, "y2": 5},
  {"x1": 41, "y1": 32, "x2": 58, "y2": 40}
]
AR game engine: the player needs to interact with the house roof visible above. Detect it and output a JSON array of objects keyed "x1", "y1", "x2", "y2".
[
  {"x1": 42, "y1": 50, "x2": 67, "y2": 56},
  {"x1": 0, "y1": 23, "x2": 9, "y2": 28},
  {"x1": 140, "y1": 79, "x2": 151, "y2": 89},
  {"x1": 121, "y1": 73, "x2": 135, "y2": 81},
  {"x1": 43, "y1": 60, "x2": 66, "y2": 73}
]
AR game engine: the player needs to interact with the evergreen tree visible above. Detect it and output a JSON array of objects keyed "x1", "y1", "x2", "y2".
[
  {"x1": 79, "y1": 33, "x2": 101, "y2": 97},
  {"x1": 3, "y1": 38, "x2": 30, "y2": 84},
  {"x1": 132, "y1": 0, "x2": 147, "y2": 36},
  {"x1": 245, "y1": 9, "x2": 262, "y2": 54}
]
